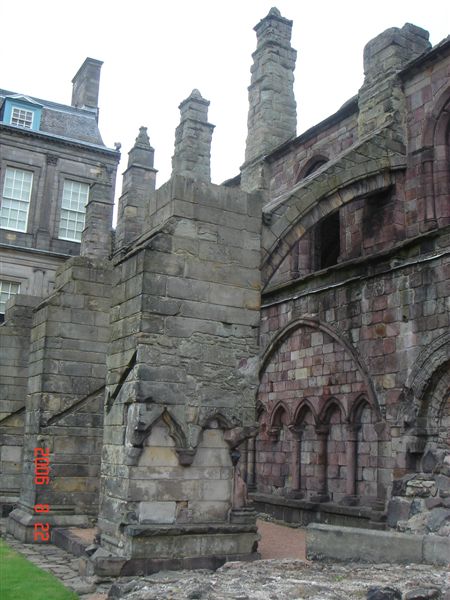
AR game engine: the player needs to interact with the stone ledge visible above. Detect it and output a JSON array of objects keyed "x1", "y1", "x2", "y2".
[
  {"x1": 52, "y1": 527, "x2": 97, "y2": 557},
  {"x1": 252, "y1": 492, "x2": 373, "y2": 519},
  {"x1": 7, "y1": 508, "x2": 91, "y2": 543},
  {"x1": 124, "y1": 521, "x2": 258, "y2": 537},
  {"x1": 423, "y1": 534, "x2": 450, "y2": 566},
  {"x1": 88, "y1": 551, "x2": 260, "y2": 578},
  {"x1": 306, "y1": 523, "x2": 450, "y2": 565}
]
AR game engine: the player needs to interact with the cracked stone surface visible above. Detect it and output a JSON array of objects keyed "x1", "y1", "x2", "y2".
[{"x1": 107, "y1": 561, "x2": 450, "y2": 600}]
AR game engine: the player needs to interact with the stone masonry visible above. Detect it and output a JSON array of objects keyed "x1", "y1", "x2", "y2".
[
  {"x1": 7, "y1": 256, "x2": 113, "y2": 541},
  {"x1": 246, "y1": 15, "x2": 450, "y2": 538},
  {"x1": 92, "y1": 92, "x2": 262, "y2": 574},
  {"x1": 1, "y1": 7, "x2": 449, "y2": 573},
  {"x1": 241, "y1": 7, "x2": 297, "y2": 192}
]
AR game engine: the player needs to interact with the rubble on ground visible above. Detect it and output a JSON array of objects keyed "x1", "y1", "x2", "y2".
[{"x1": 107, "y1": 559, "x2": 449, "y2": 600}]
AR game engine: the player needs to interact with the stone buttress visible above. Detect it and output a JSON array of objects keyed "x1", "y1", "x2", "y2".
[
  {"x1": 7, "y1": 174, "x2": 114, "y2": 541},
  {"x1": 91, "y1": 92, "x2": 262, "y2": 575},
  {"x1": 6, "y1": 257, "x2": 113, "y2": 541},
  {"x1": 0, "y1": 296, "x2": 41, "y2": 516}
]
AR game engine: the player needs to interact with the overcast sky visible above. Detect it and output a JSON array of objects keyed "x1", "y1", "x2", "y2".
[{"x1": 2, "y1": 1, "x2": 449, "y2": 192}]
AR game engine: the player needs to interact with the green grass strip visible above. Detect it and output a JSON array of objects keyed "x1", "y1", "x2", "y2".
[{"x1": 0, "y1": 538, "x2": 78, "y2": 600}]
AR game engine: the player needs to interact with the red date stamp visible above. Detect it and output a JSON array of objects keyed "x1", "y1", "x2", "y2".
[{"x1": 33, "y1": 447, "x2": 51, "y2": 542}]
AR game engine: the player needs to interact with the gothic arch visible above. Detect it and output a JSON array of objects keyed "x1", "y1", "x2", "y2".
[
  {"x1": 260, "y1": 317, "x2": 380, "y2": 419},
  {"x1": 261, "y1": 135, "x2": 400, "y2": 287},
  {"x1": 422, "y1": 86, "x2": 450, "y2": 147},
  {"x1": 124, "y1": 406, "x2": 189, "y2": 466},
  {"x1": 319, "y1": 397, "x2": 346, "y2": 425},
  {"x1": 270, "y1": 401, "x2": 290, "y2": 428},
  {"x1": 293, "y1": 399, "x2": 318, "y2": 427},
  {"x1": 294, "y1": 154, "x2": 329, "y2": 182},
  {"x1": 200, "y1": 411, "x2": 240, "y2": 431},
  {"x1": 402, "y1": 331, "x2": 450, "y2": 425},
  {"x1": 349, "y1": 394, "x2": 371, "y2": 425},
  {"x1": 421, "y1": 85, "x2": 450, "y2": 224}
]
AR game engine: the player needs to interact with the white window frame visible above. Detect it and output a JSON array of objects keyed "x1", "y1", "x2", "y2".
[
  {"x1": 0, "y1": 280, "x2": 21, "y2": 314},
  {"x1": 10, "y1": 106, "x2": 34, "y2": 129},
  {"x1": 0, "y1": 167, "x2": 33, "y2": 232},
  {"x1": 58, "y1": 179, "x2": 90, "y2": 242}
]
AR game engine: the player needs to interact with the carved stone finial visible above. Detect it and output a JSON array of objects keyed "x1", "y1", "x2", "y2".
[
  {"x1": 189, "y1": 89, "x2": 203, "y2": 100},
  {"x1": 171, "y1": 90, "x2": 214, "y2": 182},
  {"x1": 268, "y1": 7, "x2": 281, "y2": 17},
  {"x1": 134, "y1": 126, "x2": 152, "y2": 149},
  {"x1": 127, "y1": 127, "x2": 154, "y2": 168}
]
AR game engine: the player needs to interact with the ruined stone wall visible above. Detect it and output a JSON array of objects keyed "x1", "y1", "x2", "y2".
[
  {"x1": 7, "y1": 257, "x2": 112, "y2": 541},
  {"x1": 267, "y1": 106, "x2": 359, "y2": 200},
  {"x1": 256, "y1": 234, "x2": 449, "y2": 506},
  {"x1": 95, "y1": 175, "x2": 261, "y2": 571},
  {"x1": 0, "y1": 295, "x2": 41, "y2": 514},
  {"x1": 254, "y1": 30, "x2": 449, "y2": 520},
  {"x1": 402, "y1": 50, "x2": 450, "y2": 235}
]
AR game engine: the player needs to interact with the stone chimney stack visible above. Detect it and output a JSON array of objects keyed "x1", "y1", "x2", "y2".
[
  {"x1": 80, "y1": 165, "x2": 116, "y2": 259},
  {"x1": 243, "y1": 7, "x2": 297, "y2": 167},
  {"x1": 171, "y1": 89, "x2": 215, "y2": 182},
  {"x1": 71, "y1": 58, "x2": 103, "y2": 114},
  {"x1": 115, "y1": 127, "x2": 157, "y2": 249},
  {"x1": 358, "y1": 24, "x2": 430, "y2": 138}
]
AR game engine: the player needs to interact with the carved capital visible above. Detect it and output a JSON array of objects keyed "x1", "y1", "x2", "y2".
[{"x1": 175, "y1": 448, "x2": 196, "y2": 466}]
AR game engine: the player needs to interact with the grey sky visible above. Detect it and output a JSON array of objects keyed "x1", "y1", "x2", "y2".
[{"x1": 3, "y1": 0, "x2": 449, "y2": 190}]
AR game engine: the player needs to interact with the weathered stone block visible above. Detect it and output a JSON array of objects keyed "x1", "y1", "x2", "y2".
[
  {"x1": 138, "y1": 502, "x2": 176, "y2": 524},
  {"x1": 306, "y1": 524, "x2": 423, "y2": 563}
]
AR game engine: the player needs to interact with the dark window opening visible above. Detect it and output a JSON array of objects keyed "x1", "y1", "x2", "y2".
[
  {"x1": 316, "y1": 211, "x2": 340, "y2": 269},
  {"x1": 363, "y1": 192, "x2": 391, "y2": 239},
  {"x1": 304, "y1": 159, "x2": 328, "y2": 177}
]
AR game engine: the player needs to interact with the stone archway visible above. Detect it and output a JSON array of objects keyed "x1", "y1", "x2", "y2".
[
  {"x1": 399, "y1": 333, "x2": 450, "y2": 469},
  {"x1": 419, "y1": 362, "x2": 450, "y2": 450},
  {"x1": 260, "y1": 127, "x2": 406, "y2": 287},
  {"x1": 257, "y1": 318, "x2": 381, "y2": 503}
]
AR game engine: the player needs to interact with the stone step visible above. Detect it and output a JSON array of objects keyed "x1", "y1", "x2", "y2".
[{"x1": 52, "y1": 526, "x2": 98, "y2": 558}]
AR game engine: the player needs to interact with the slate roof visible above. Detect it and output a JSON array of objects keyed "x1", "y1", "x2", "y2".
[{"x1": 0, "y1": 88, "x2": 106, "y2": 147}]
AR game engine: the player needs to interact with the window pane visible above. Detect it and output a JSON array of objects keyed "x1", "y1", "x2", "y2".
[
  {"x1": 58, "y1": 180, "x2": 89, "y2": 242},
  {"x1": 0, "y1": 167, "x2": 33, "y2": 232},
  {"x1": 0, "y1": 280, "x2": 21, "y2": 313},
  {"x1": 11, "y1": 107, "x2": 33, "y2": 129}
]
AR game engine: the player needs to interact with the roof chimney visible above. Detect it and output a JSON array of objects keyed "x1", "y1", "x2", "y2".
[{"x1": 71, "y1": 58, "x2": 103, "y2": 115}]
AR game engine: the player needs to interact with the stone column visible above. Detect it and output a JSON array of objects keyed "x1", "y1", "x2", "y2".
[
  {"x1": 420, "y1": 153, "x2": 437, "y2": 226},
  {"x1": 311, "y1": 426, "x2": 329, "y2": 502},
  {"x1": 246, "y1": 437, "x2": 256, "y2": 491},
  {"x1": 373, "y1": 420, "x2": 389, "y2": 511},
  {"x1": 287, "y1": 425, "x2": 304, "y2": 498},
  {"x1": 171, "y1": 89, "x2": 214, "y2": 183},
  {"x1": 240, "y1": 440, "x2": 248, "y2": 482},
  {"x1": 343, "y1": 424, "x2": 359, "y2": 505}
]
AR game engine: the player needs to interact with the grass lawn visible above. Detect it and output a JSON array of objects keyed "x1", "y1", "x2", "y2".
[{"x1": 0, "y1": 538, "x2": 78, "y2": 600}]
